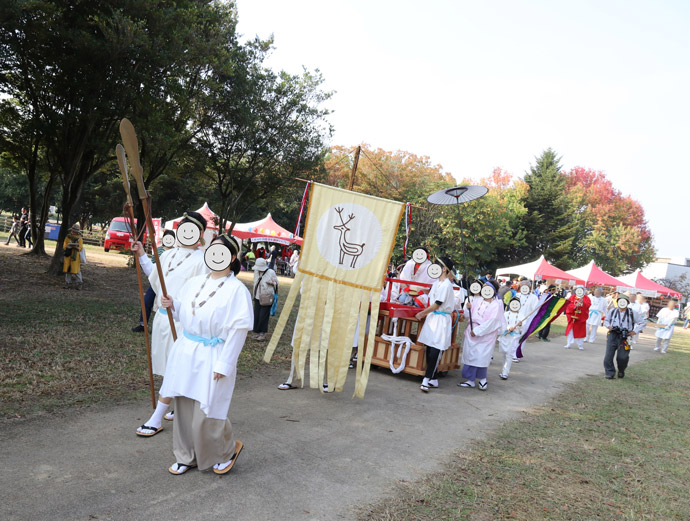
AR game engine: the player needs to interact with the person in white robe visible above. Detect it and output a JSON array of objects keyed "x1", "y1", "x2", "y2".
[
  {"x1": 586, "y1": 288, "x2": 607, "y2": 343},
  {"x1": 159, "y1": 234, "x2": 253, "y2": 474},
  {"x1": 459, "y1": 280, "x2": 506, "y2": 391},
  {"x1": 397, "y1": 248, "x2": 435, "y2": 306},
  {"x1": 628, "y1": 293, "x2": 650, "y2": 346},
  {"x1": 415, "y1": 257, "x2": 457, "y2": 392},
  {"x1": 515, "y1": 281, "x2": 539, "y2": 360},
  {"x1": 654, "y1": 299, "x2": 680, "y2": 353},
  {"x1": 498, "y1": 298, "x2": 522, "y2": 380},
  {"x1": 133, "y1": 210, "x2": 209, "y2": 436}
]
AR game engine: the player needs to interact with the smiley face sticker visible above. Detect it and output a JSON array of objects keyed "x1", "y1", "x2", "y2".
[
  {"x1": 575, "y1": 287, "x2": 585, "y2": 299},
  {"x1": 161, "y1": 233, "x2": 176, "y2": 248},
  {"x1": 469, "y1": 281, "x2": 482, "y2": 295},
  {"x1": 176, "y1": 222, "x2": 201, "y2": 247},
  {"x1": 427, "y1": 263, "x2": 443, "y2": 279},
  {"x1": 509, "y1": 299, "x2": 521, "y2": 312},
  {"x1": 204, "y1": 243, "x2": 233, "y2": 271},
  {"x1": 480, "y1": 284, "x2": 495, "y2": 300},
  {"x1": 617, "y1": 297, "x2": 629, "y2": 309},
  {"x1": 519, "y1": 284, "x2": 530, "y2": 295},
  {"x1": 412, "y1": 248, "x2": 428, "y2": 264}
]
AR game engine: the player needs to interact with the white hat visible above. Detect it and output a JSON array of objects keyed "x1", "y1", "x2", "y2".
[{"x1": 254, "y1": 258, "x2": 268, "y2": 271}]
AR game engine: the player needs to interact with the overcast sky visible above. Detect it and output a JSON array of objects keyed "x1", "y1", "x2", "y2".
[{"x1": 235, "y1": 0, "x2": 690, "y2": 258}]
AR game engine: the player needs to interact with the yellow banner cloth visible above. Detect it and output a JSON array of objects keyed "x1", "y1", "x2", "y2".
[{"x1": 264, "y1": 183, "x2": 404, "y2": 398}]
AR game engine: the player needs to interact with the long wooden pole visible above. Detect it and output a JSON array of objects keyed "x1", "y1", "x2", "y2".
[
  {"x1": 116, "y1": 145, "x2": 156, "y2": 409},
  {"x1": 348, "y1": 146, "x2": 361, "y2": 191},
  {"x1": 120, "y1": 118, "x2": 177, "y2": 341}
]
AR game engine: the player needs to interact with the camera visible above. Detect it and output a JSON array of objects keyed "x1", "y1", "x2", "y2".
[{"x1": 610, "y1": 326, "x2": 629, "y2": 337}]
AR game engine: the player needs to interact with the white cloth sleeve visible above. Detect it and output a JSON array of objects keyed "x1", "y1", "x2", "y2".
[
  {"x1": 170, "y1": 299, "x2": 182, "y2": 321},
  {"x1": 631, "y1": 310, "x2": 646, "y2": 333},
  {"x1": 138, "y1": 254, "x2": 154, "y2": 277},
  {"x1": 603, "y1": 309, "x2": 614, "y2": 328},
  {"x1": 213, "y1": 328, "x2": 249, "y2": 376}
]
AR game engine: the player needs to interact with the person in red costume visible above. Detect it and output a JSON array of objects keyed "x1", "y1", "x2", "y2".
[{"x1": 564, "y1": 285, "x2": 591, "y2": 350}]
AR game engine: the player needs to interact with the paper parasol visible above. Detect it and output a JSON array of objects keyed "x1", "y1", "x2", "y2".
[
  {"x1": 426, "y1": 185, "x2": 488, "y2": 289},
  {"x1": 427, "y1": 185, "x2": 488, "y2": 205}
]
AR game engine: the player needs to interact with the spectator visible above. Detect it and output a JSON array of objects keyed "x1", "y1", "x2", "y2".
[
  {"x1": 18, "y1": 208, "x2": 28, "y2": 247},
  {"x1": 268, "y1": 244, "x2": 280, "y2": 270},
  {"x1": 4, "y1": 216, "x2": 20, "y2": 245},
  {"x1": 683, "y1": 302, "x2": 690, "y2": 329},
  {"x1": 288, "y1": 247, "x2": 300, "y2": 277},
  {"x1": 23, "y1": 219, "x2": 33, "y2": 249},
  {"x1": 63, "y1": 223, "x2": 84, "y2": 290},
  {"x1": 251, "y1": 258, "x2": 278, "y2": 342}
]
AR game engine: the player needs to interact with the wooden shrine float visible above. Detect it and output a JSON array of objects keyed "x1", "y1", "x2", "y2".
[{"x1": 363, "y1": 278, "x2": 462, "y2": 376}]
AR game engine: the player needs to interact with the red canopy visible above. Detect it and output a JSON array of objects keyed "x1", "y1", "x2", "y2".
[
  {"x1": 167, "y1": 202, "x2": 221, "y2": 230},
  {"x1": 617, "y1": 270, "x2": 682, "y2": 298},
  {"x1": 496, "y1": 255, "x2": 585, "y2": 284},
  {"x1": 232, "y1": 213, "x2": 303, "y2": 246},
  {"x1": 566, "y1": 260, "x2": 626, "y2": 287}
]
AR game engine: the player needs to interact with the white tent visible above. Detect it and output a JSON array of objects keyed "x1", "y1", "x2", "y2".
[{"x1": 495, "y1": 255, "x2": 585, "y2": 284}]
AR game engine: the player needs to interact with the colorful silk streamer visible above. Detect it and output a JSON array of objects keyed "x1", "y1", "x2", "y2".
[
  {"x1": 294, "y1": 180, "x2": 312, "y2": 238},
  {"x1": 516, "y1": 295, "x2": 566, "y2": 358},
  {"x1": 402, "y1": 203, "x2": 412, "y2": 259}
]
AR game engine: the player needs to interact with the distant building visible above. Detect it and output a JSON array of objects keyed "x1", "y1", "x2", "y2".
[{"x1": 642, "y1": 257, "x2": 690, "y2": 282}]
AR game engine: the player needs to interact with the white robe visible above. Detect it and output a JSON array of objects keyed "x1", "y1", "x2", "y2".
[
  {"x1": 139, "y1": 248, "x2": 209, "y2": 375},
  {"x1": 517, "y1": 293, "x2": 540, "y2": 329},
  {"x1": 398, "y1": 258, "x2": 435, "y2": 293},
  {"x1": 417, "y1": 278, "x2": 455, "y2": 351},
  {"x1": 587, "y1": 296, "x2": 607, "y2": 326},
  {"x1": 498, "y1": 311, "x2": 522, "y2": 356},
  {"x1": 655, "y1": 308, "x2": 679, "y2": 340},
  {"x1": 462, "y1": 298, "x2": 506, "y2": 367},
  {"x1": 630, "y1": 302, "x2": 650, "y2": 320},
  {"x1": 161, "y1": 273, "x2": 253, "y2": 420}
]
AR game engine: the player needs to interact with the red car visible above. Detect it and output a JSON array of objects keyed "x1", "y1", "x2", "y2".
[{"x1": 104, "y1": 217, "x2": 146, "y2": 252}]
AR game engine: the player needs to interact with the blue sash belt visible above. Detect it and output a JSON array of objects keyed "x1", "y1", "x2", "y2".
[
  {"x1": 183, "y1": 330, "x2": 225, "y2": 347},
  {"x1": 158, "y1": 308, "x2": 168, "y2": 316},
  {"x1": 432, "y1": 311, "x2": 450, "y2": 316},
  {"x1": 588, "y1": 309, "x2": 602, "y2": 318}
]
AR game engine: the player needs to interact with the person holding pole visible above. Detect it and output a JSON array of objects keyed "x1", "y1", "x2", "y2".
[
  {"x1": 133, "y1": 211, "x2": 209, "y2": 436},
  {"x1": 159, "y1": 234, "x2": 252, "y2": 475}
]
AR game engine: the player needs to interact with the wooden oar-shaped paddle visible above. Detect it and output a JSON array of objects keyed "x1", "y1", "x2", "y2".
[
  {"x1": 119, "y1": 118, "x2": 177, "y2": 341},
  {"x1": 117, "y1": 144, "x2": 156, "y2": 409}
]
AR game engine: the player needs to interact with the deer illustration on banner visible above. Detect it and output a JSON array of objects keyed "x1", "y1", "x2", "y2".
[{"x1": 333, "y1": 207, "x2": 366, "y2": 268}]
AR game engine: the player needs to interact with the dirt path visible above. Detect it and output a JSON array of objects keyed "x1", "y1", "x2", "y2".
[{"x1": 1, "y1": 329, "x2": 660, "y2": 521}]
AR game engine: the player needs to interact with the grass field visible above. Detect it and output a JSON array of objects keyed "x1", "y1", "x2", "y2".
[
  {"x1": 0, "y1": 244, "x2": 296, "y2": 418},
  {"x1": 362, "y1": 331, "x2": 690, "y2": 521}
]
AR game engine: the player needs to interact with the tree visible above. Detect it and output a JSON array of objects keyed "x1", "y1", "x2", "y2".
[
  {"x1": 565, "y1": 167, "x2": 655, "y2": 274},
  {"x1": 652, "y1": 275, "x2": 689, "y2": 299},
  {"x1": 522, "y1": 148, "x2": 576, "y2": 269},
  {"x1": 0, "y1": 1, "x2": 246, "y2": 271},
  {"x1": 197, "y1": 54, "x2": 332, "y2": 232}
]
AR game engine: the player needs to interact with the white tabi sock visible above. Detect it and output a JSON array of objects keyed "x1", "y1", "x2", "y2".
[
  {"x1": 422, "y1": 377, "x2": 429, "y2": 387},
  {"x1": 479, "y1": 378, "x2": 487, "y2": 386},
  {"x1": 142, "y1": 400, "x2": 169, "y2": 431}
]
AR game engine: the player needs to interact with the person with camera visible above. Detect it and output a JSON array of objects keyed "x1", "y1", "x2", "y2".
[{"x1": 603, "y1": 295, "x2": 646, "y2": 379}]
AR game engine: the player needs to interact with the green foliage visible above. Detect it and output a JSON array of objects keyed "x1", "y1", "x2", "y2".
[
  {"x1": 522, "y1": 148, "x2": 576, "y2": 269},
  {"x1": 198, "y1": 57, "x2": 333, "y2": 231},
  {"x1": 0, "y1": 164, "x2": 29, "y2": 213}
]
